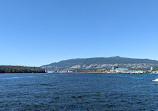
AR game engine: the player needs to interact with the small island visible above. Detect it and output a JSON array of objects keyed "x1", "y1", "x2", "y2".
[{"x1": 0, "y1": 66, "x2": 46, "y2": 73}]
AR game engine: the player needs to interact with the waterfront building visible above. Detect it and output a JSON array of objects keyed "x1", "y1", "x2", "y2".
[
  {"x1": 115, "y1": 68, "x2": 129, "y2": 73},
  {"x1": 111, "y1": 67, "x2": 115, "y2": 72},
  {"x1": 130, "y1": 70, "x2": 144, "y2": 74}
]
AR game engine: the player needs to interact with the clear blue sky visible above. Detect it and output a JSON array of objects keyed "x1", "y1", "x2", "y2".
[{"x1": 0, "y1": 0, "x2": 158, "y2": 66}]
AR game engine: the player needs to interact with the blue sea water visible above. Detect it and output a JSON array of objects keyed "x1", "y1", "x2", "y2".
[{"x1": 0, "y1": 73, "x2": 158, "y2": 111}]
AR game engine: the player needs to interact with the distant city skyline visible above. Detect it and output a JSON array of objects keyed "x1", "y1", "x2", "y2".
[{"x1": 0, "y1": 0, "x2": 158, "y2": 66}]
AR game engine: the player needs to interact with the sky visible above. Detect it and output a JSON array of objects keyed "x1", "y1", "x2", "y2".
[{"x1": 0, "y1": 0, "x2": 158, "y2": 66}]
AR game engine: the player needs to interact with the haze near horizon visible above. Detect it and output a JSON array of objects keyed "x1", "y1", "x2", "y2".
[{"x1": 0, "y1": 0, "x2": 158, "y2": 66}]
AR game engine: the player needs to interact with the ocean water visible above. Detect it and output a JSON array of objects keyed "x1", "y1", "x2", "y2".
[{"x1": 0, "y1": 73, "x2": 158, "y2": 111}]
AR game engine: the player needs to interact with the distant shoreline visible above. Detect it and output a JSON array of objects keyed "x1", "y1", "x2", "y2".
[
  {"x1": 46, "y1": 72, "x2": 158, "y2": 74},
  {"x1": 0, "y1": 65, "x2": 46, "y2": 73}
]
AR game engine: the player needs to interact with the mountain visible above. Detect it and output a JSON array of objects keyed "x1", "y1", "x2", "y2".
[{"x1": 41, "y1": 56, "x2": 158, "y2": 72}]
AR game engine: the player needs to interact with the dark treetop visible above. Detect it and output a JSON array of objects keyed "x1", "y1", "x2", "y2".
[{"x1": 0, "y1": 66, "x2": 45, "y2": 73}]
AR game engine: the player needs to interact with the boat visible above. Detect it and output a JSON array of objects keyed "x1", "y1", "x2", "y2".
[{"x1": 152, "y1": 78, "x2": 158, "y2": 82}]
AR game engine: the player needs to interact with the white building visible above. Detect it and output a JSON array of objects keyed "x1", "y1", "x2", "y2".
[{"x1": 115, "y1": 68, "x2": 129, "y2": 73}]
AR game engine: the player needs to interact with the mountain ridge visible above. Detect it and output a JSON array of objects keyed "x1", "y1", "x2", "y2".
[{"x1": 41, "y1": 56, "x2": 158, "y2": 72}]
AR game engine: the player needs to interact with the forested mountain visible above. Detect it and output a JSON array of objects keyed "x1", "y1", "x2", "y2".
[
  {"x1": 0, "y1": 66, "x2": 45, "y2": 73},
  {"x1": 41, "y1": 56, "x2": 158, "y2": 72}
]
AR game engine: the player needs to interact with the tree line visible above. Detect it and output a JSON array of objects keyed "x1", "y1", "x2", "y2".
[{"x1": 0, "y1": 65, "x2": 46, "y2": 73}]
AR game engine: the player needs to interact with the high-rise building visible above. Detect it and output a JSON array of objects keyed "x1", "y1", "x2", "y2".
[{"x1": 111, "y1": 67, "x2": 115, "y2": 72}]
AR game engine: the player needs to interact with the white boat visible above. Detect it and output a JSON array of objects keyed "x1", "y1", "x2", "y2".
[{"x1": 152, "y1": 78, "x2": 158, "y2": 82}]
